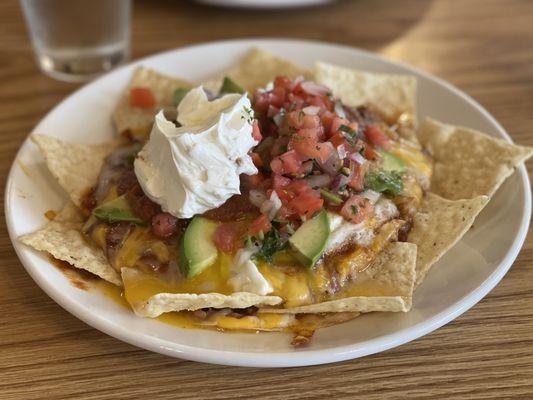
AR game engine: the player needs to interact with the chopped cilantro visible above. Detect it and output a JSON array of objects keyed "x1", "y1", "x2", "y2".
[
  {"x1": 339, "y1": 124, "x2": 360, "y2": 141},
  {"x1": 364, "y1": 170, "x2": 404, "y2": 195},
  {"x1": 351, "y1": 205, "x2": 359, "y2": 215},
  {"x1": 253, "y1": 226, "x2": 288, "y2": 263},
  {"x1": 241, "y1": 105, "x2": 254, "y2": 124}
]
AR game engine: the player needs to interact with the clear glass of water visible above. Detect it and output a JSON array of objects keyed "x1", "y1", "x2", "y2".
[{"x1": 21, "y1": 0, "x2": 131, "y2": 82}]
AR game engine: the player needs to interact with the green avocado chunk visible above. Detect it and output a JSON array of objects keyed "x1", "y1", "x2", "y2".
[
  {"x1": 92, "y1": 195, "x2": 144, "y2": 225},
  {"x1": 219, "y1": 76, "x2": 244, "y2": 95},
  {"x1": 289, "y1": 210, "x2": 330, "y2": 268},
  {"x1": 173, "y1": 88, "x2": 190, "y2": 106},
  {"x1": 377, "y1": 148, "x2": 406, "y2": 172},
  {"x1": 179, "y1": 216, "x2": 219, "y2": 278}
]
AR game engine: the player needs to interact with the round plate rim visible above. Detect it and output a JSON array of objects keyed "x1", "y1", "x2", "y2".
[{"x1": 5, "y1": 38, "x2": 531, "y2": 367}]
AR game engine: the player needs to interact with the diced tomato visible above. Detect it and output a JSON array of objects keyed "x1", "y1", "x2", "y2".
[
  {"x1": 251, "y1": 120, "x2": 262, "y2": 142},
  {"x1": 330, "y1": 117, "x2": 350, "y2": 136},
  {"x1": 363, "y1": 144, "x2": 378, "y2": 160},
  {"x1": 348, "y1": 162, "x2": 368, "y2": 191},
  {"x1": 274, "y1": 76, "x2": 293, "y2": 90},
  {"x1": 365, "y1": 125, "x2": 391, "y2": 150},
  {"x1": 270, "y1": 87, "x2": 287, "y2": 108},
  {"x1": 321, "y1": 111, "x2": 335, "y2": 134},
  {"x1": 329, "y1": 132, "x2": 348, "y2": 149},
  {"x1": 307, "y1": 94, "x2": 333, "y2": 112},
  {"x1": 272, "y1": 174, "x2": 291, "y2": 190},
  {"x1": 289, "y1": 129, "x2": 332, "y2": 163},
  {"x1": 253, "y1": 91, "x2": 270, "y2": 114},
  {"x1": 288, "y1": 179, "x2": 312, "y2": 195},
  {"x1": 130, "y1": 87, "x2": 156, "y2": 109},
  {"x1": 270, "y1": 150, "x2": 306, "y2": 175},
  {"x1": 340, "y1": 195, "x2": 374, "y2": 224},
  {"x1": 286, "y1": 110, "x2": 304, "y2": 130},
  {"x1": 277, "y1": 204, "x2": 296, "y2": 221},
  {"x1": 249, "y1": 214, "x2": 272, "y2": 236},
  {"x1": 213, "y1": 221, "x2": 246, "y2": 253},
  {"x1": 302, "y1": 114, "x2": 321, "y2": 129},
  {"x1": 289, "y1": 192, "x2": 324, "y2": 219},
  {"x1": 250, "y1": 152, "x2": 263, "y2": 168}
]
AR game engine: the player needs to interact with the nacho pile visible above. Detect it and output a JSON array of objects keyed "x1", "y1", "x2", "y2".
[{"x1": 20, "y1": 48, "x2": 532, "y2": 344}]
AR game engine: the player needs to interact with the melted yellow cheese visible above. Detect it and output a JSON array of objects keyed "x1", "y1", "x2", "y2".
[{"x1": 390, "y1": 141, "x2": 433, "y2": 178}]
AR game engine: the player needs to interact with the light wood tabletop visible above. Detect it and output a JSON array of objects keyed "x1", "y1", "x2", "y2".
[{"x1": 1, "y1": 0, "x2": 533, "y2": 398}]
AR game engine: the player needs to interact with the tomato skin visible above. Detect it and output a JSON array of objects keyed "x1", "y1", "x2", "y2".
[
  {"x1": 363, "y1": 143, "x2": 378, "y2": 160},
  {"x1": 329, "y1": 132, "x2": 348, "y2": 149},
  {"x1": 330, "y1": 117, "x2": 350, "y2": 136},
  {"x1": 365, "y1": 125, "x2": 391, "y2": 150},
  {"x1": 321, "y1": 111, "x2": 335, "y2": 135},
  {"x1": 289, "y1": 192, "x2": 324, "y2": 219},
  {"x1": 348, "y1": 162, "x2": 368, "y2": 191},
  {"x1": 272, "y1": 174, "x2": 291, "y2": 190},
  {"x1": 270, "y1": 150, "x2": 305, "y2": 175},
  {"x1": 130, "y1": 87, "x2": 156, "y2": 109},
  {"x1": 249, "y1": 214, "x2": 272, "y2": 236},
  {"x1": 289, "y1": 129, "x2": 332, "y2": 163},
  {"x1": 302, "y1": 114, "x2": 321, "y2": 129},
  {"x1": 340, "y1": 195, "x2": 374, "y2": 224},
  {"x1": 213, "y1": 221, "x2": 246, "y2": 253},
  {"x1": 251, "y1": 120, "x2": 263, "y2": 141}
]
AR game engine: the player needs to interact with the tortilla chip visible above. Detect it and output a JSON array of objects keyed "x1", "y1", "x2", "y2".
[
  {"x1": 32, "y1": 135, "x2": 116, "y2": 208},
  {"x1": 408, "y1": 193, "x2": 488, "y2": 287},
  {"x1": 202, "y1": 48, "x2": 310, "y2": 94},
  {"x1": 264, "y1": 242, "x2": 417, "y2": 314},
  {"x1": 121, "y1": 267, "x2": 282, "y2": 318},
  {"x1": 19, "y1": 203, "x2": 122, "y2": 286},
  {"x1": 314, "y1": 61, "x2": 417, "y2": 123},
  {"x1": 420, "y1": 118, "x2": 533, "y2": 200},
  {"x1": 113, "y1": 67, "x2": 192, "y2": 135}
]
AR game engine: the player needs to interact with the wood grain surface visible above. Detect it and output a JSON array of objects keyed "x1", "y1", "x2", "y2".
[{"x1": 1, "y1": 0, "x2": 533, "y2": 399}]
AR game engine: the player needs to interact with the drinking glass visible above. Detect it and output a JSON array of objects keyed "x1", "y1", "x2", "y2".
[{"x1": 20, "y1": 0, "x2": 131, "y2": 82}]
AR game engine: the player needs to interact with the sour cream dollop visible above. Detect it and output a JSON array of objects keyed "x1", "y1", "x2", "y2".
[{"x1": 134, "y1": 87, "x2": 258, "y2": 218}]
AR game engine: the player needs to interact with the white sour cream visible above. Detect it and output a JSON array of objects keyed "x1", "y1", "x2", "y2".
[
  {"x1": 228, "y1": 248, "x2": 273, "y2": 295},
  {"x1": 134, "y1": 87, "x2": 258, "y2": 218}
]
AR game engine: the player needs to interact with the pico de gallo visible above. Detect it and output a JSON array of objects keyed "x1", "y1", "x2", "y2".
[{"x1": 79, "y1": 74, "x2": 432, "y2": 317}]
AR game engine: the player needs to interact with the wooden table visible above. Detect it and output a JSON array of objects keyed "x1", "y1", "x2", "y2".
[{"x1": 1, "y1": 0, "x2": 532, "y2": 398}]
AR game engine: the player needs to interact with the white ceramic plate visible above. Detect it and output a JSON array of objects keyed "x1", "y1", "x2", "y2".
[
  {"x1": 5, "y1": 39, "x2": 531, "y2": 368},
  {"x1": 195, "y1": 0, "x2": 333, "y2": 9}
]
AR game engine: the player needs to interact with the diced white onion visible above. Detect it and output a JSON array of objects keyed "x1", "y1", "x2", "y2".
[
  {"x1": 337, "y1": 144, "x2": 347, "y2": 159},
  {"x1": 361, "y1": 190, "x2": 381, "y2": 204},
  {"x1": 334, "y1": 101, "x2": 347, "y2": 119},
  {"x1": 350, "y1": 152, "x2": 367, "y2": 165},
  {"x1": 249, "y1": 189, "x2": 267, "y2": 208},
  {"x1": 301, "y1": 81, "x2": 329, "y2": 96},
  {"x1": 306, "y1": 174, "x2": 332, "y2": 188},
  {"x1": 273, "y1": 112, "x2": 284, "y2": 127},
  {"x1": 260, "y1": 191, "x2": 282, "y2": 220},
  {"x1": 302, "y1": 105, "x2": 320, "y2": 115}
]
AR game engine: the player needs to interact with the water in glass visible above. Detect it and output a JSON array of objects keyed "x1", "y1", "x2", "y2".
[{"x1": 21, "y1": 0, "x2": 131, "y2": 82}]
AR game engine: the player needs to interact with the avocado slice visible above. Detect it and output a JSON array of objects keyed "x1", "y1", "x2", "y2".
[
  {"x1": 92, "y1": 195, "x2": 144, "y2": 225},
  {"x1": 289, "y1": 210, "x2": 330, "y2": 268},
  {"x1": 179, "y1": 216, "x2": 219, "y2": 278},
  {"x1": 173, "y1": 88, "x2": 190, "y2": 106},
  {"x1": 377, "y1": 148, "x2": 406, "y2": 172},
  {"x1": 219, "y1": 76, "x2": 244, "y2": 95}
]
